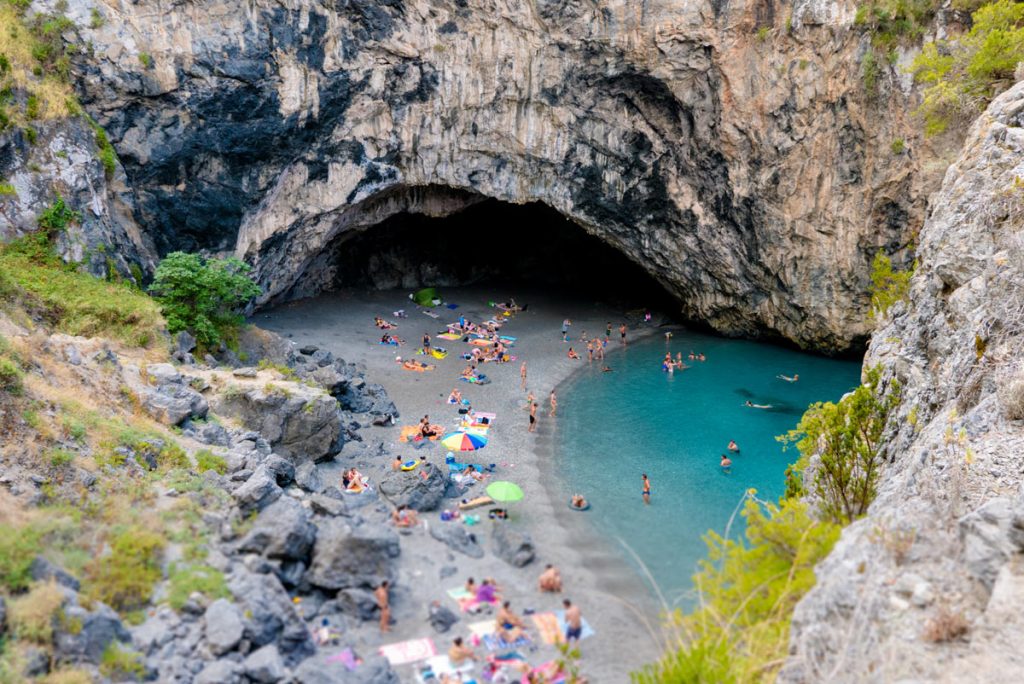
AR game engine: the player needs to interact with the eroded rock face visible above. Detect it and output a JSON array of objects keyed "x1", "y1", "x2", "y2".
[
  {"x1": 781, "y1": 81, "x2": 1024, "y2": 683},
  {"x1": 51, "y1": 0, "x2": 933, "y2": 351}
]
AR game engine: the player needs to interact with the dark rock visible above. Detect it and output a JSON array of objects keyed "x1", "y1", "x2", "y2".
[
  {"x1": 229, "y1": 569, "x2": 314, "y2": 661},
  {"x1": 233, "y1": 466, "x2": 283, "y2": 513},
  {"x1": 141, "y1": 382, "x2": 209, "y2": 426},
  {"x1": 292, "y1": 654, "x2": 399, "y2": 684},
  {"x1": 307, "y1": 519, "x2": 400, "y2": 590},
  {"x1": 311, "y1": 349, "x2": 333, "y2": 367},
  {"x1": 244, "y1": 643, "x2": 286, "y2": 683},
  {"x1": 264, "y1": 454, "x2": 296, "y2": 487},
  {"x1": 428, "y1": 601, "x2": 459, "y2": 633},
  {"x1": 55, "y1": 603, "x2": 130, "y2": 663},
  {"x1": 204, "y1": 598, "x2": 245, "y2": 655},
  {"x1": 309, "y1": 493, "x2": 347, "y2": 517},
  {"x1": 145, "y1": 363, "x2": 182, "y2": 385},
  {"x1": 275, "y1": 560, "x2": 307, "y2": 588},
  {"x1": 0, "y1": 595, "x2": 6, "y2": 635},
  {"x1": 491, "y1": 524, "x2": 535, "y2": 567},
  {"x1": 237, "y1": 498, "x2": 316, "y2": 561},
  {"x1": 439, "y1": 565, "x2": 458, "y2": 580},
  {"x1": 233, "y1": 366, "x2": 259, "y2": 378},
  {"x1": 195, "y1": 659, "x2": 244, "y2": 684},
  {"x1": 30, "y1": 556, "x2": 80, "y2": 591},
  {"x1": 295, "y1": 461, "x2": 324, "y2": 493},
  {"x1": 378, "y1": 462, "x2": 447, "y2": 511},
  {"x1": 64, "y1": 344, "x2": 82, "y2": 366},
  {"x1": 299, "y1": 345, "x2": 318, "y2": 355},
  {"x1": 176, "y1": 330, "x2": 197, "y2": 354},
  {"x1": 92, "y1": 349, "x2": 119, "y2": 366},
  {"x1": 22, "y1": 645, "x2": 49, "y2": 677},
  {"x1": 336, "y1": 587, "x2": 380, "y2": 621},
  {"x1": 430, "y1": 522, "x2": 483, "y2": 558}
]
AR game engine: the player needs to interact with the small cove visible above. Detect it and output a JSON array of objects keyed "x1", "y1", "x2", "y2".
[{"x1": 553, "y1": 330, "x2": 862, "y2": 607}]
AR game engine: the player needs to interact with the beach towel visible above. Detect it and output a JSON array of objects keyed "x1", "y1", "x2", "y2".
[
  {"x1": 468, "y1": 338, "x2": 493, "y2": 347},
  {"x1": 531, "y1": 612, "x2": 595, "y2": 644},
  {"x1": 415, "y1": 655, "x2": 475, "y2": 683},
  {"x1": 401, "y1": 362, "x2": 434, "y2": 372},
  {"x1": 469, "y1": 412, "x2": 497, "y2": 420},
  {"x1": 400, "y1": 425, "x2": 444, "y2": 442},
  {"x1": 460, "y1": 376, "x2": 491, "y2": 385},
  {"x1": 379, "y1": 637, "x2": 437, "y2": 665},
  {"x1": 482, "y1": 633, "x2": 532, "y2": 652},
  {"x1": 468, "y1": 620, "x2": 496, "y2": 638},
  {"x1": 446, "y1": 303, "x2": 459, "y2": 309},
  {"x1": 422, "y1": 310, "x2": 440, "y2": 319},
  {"x1": 521, "y1": 661, "x2": 567, "y2": 684},
  {"x1": 325, "y1": 648, "x2": 360, "y2": 671},
  {"x1": 437, "y1": 332, "x2": 462, "y2": 341},
  {"x1": 379, "y1": 339, "x2": 401, "y2": 346},
  {"x1": 448, "y1": 589, "x2": 498, "y2": 614}
]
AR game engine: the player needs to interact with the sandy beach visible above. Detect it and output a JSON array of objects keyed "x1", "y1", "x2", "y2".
[{"x1": 255, "y1": 285, "x2": 665, "y2": 681}]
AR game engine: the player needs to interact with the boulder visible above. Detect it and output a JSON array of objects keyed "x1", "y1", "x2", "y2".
[
  {"x1": 229, "y1": 569, "x2": 313, "y2": 660},
  {"x1": 427, "y1": 601, "x2": 459, "y2": 633},
  {"x1": 212, "y1": 384, "x2": 341, "y2": 462},
  {"x1": 959, "y1": 498, "x2": 1020, "y2": 589},
  {"x1": 336, "y1": 587, "x2": 380, "y2": 621},
  {"x1": 244, "y1": 643, "x2": 287, "y2": 683},
  {"x1": 264, "y1": 454, "x2": 296, "y2": 486},
  {"x1": 54, "y1": 602, "x2": 130, "y2": 663},
  {"x1": 140, "y1": 383, "x2": 208, "y2": 426},
  {"x1": 186, "y1": 420, "x2": 232, "y2": 447},
  {"x1": 22, "y1": 646, "x2": 49, "y2": 677},
  {"x1": 131, "y1": 607, "x2": 180, "y2": 655},
  {"x1": 30, "y1": 556, "x2": 80, "y2": 591},
  {"x1": 204, "y1": 599, "x2": 245, "y2": 655},
  {"x1": 176, "y1": 331, "x2": 197, "y2": 354},
  {"x1": 295, "y1": 461, "x2": 324, "y2": 493},
  {"x1": 292, "y1": 654, "x2": 399, "y2": 684},
  {"x1": 299, "y1": 345, "x2": 318, "y2": 355},
  {"x1": 233, "y1": 366, "x2": 259, "y2": 378},
  {"x1": 64, "y1": 344, "x2": 82, "y2": 366},
  {"x1": 307, "y1": 519, "x2": 400, "y2": 590},
  {"x1": 378, "y1": 463, "x2": 447, "y2": 511},
  {"x1": 491, "y1": 524, "x2": 535, "y2": 567},
  {"x1": 237, "y1": 498, "x2": 316, "y2": 561},
  {"x1": 233, "y1": 466, "x2": 283, "y2": 513},
  {"x1": 309, "y1": 493, "x2": 347, "y2": 517},
  {"x1": 430, "y1": 523, "x2": 484, "y2": 559},
  {"x1": 145, "y1": 363, "x2": 182, "y2": 385},
  {"x1": 195, "y1": 659, "x2": 244, "y2": 684}
]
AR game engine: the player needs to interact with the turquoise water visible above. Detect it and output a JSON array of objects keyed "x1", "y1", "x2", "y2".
[{"x1": 554, "y1": 330, "x2": 861, "y2": 607}]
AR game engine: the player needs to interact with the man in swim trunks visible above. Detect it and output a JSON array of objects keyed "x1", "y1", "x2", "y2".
[
  {"x1": 422, "y1": 332, "x2": 431, "y2": 354},
  {"x1": 549, "y1": 390, "x2": 558, "y2": 417},
  {"x1": 375, "y1": 581, "x2": 391, "y2": 633},
  {"x1": 642, "y1": 473, "x2": 651, "y2": 504},
  {"x1": 448, "y1": 636, "x2": 478, "y2": 666},
  {"x1": 496, "y1": 601, "x2": 526, "y2": 642},
  {"x1": 619, "y1": 323, "x2": 627, "y2": 346},
  {"x1": 728, "y1": 440, "x2": 739, "y2": 452},
  {"x1": 520, "y1": 361, "x2": 527, "y2": 389},
  {"x1": 721, "y1": 454, "x2": 733, "y2": 469},
  {"x1": 529, "y1": 401, "x2": 537, "y2": 433},
  {"x1": 562, "y1": 318, "x2": 571, "y2": 342},
  {"x1": 538, "y1": 564, "x2": 562, "y2": 593},
  {"x1": 606, "y1": 322, "x2": 612, "y2": 342},
  {"x1": 564, "y1": 599, "x2": 583, "y2": 643}
]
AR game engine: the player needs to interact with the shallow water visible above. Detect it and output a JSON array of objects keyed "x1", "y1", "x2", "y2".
[{"x1": 554, "y1": 330, "x2": 861, "y2": 608}]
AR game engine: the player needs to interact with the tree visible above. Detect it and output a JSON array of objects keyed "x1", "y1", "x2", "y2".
[
  {"x1": 779, "y1": 366, "x2": 901, "y2": 525},
  {"x1": 148, "y1": 252, "x2": 261, "y2": 350}
]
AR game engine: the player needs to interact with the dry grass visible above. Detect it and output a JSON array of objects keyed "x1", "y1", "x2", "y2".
[
  {"x1": 0, "y1": 6, "x2": 73, "y2": 121},
  {"x1": 923, "y1": 605, "x2": 970, "y2": 643},
  {"x1": 40, "y1": 670, "x2": 94, "y2": 684},
  {"x1": 8, "y1": 580, "x2": 65, "y2": 644},
  {"x1": 998, "y1": 366, "x2": 1024, "y2": 420}
]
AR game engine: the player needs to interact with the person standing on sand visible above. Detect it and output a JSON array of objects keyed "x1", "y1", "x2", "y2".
[
  {"x1": 375, "y1": 580, "x2": 391, "y2": 633},
  {"x1": 564, "y1": 598, "x2": 583, "y2": 643},
  {"x1": 606, "y1": 322, "x2": 612, "y2": 342},
  {"x1": 422, "y1": 332, "x2": 431, "y2": 355},
  {"x1": 520, "y1": 361, "x2": 528, "y2": 389},
  {"x1": 529, "y1": 401, "x2": 538, "y2": 433},
  {"x1": 562, "y1": 318, "x2": 571, "y2": 342},
  {"x1": 549, "y1": 390, "x2": 558, "y2": 417},
  {"x1": 642, "y1": 473, "x2": 651, "y2": 504},
  {"x1": 619, "y1": 323, "x2": 627, "y2": 346}
]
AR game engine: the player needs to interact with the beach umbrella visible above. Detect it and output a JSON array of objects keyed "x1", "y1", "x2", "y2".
[
  {"x1": 441, "y1": 431, "x2": 488, "y2": 451},
  {"x1": 486, "y1": 481, "x2": 524, "y2": 503}
]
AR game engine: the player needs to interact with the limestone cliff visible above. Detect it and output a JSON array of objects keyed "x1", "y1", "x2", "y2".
[
  {"x1": 29, "y1": 0, "x2": 939, "y2": 352},
  {"x1": 781, "y1": 81, "x2": 1024, "y2": 682}
]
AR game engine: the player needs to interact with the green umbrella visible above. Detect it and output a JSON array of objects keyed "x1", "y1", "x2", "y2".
[{"x1": 486, "y1": 481, "x2": 524, "y2": 503}]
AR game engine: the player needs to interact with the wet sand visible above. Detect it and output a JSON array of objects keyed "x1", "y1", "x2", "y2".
[{"x1": 256, "y1": 286, "x2": 665, "y2": 681}]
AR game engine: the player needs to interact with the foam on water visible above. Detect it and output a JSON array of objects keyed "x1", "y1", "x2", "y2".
[{"x1": 554, "y1": 330, "x2": 861, "y2": 607}]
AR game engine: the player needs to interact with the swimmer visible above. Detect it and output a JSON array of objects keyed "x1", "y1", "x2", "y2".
[
  {"x1": 777, "y1": 374, "x2": 799, "y2": 383},
  {"x1": 688, "y1": 351, "x2": 696, "y2": 360},
  {"x1": 549, "y1": 389, "x2": 558, "y2": 417},
  {"x1": 665, "y1": 331, "x2": 673, "y2": 340},
  {"x1": 642, "y1": 473, "x2": 651, "y2": 504},
  {"x1": 744, "y1": 401, "x2": 773, "y2": 409},
  {"x1": 720, "y1": 454, "x2": 732, "y2": 470},
  {"x1": 619, "y1": 323, "x2": 627, "y2": 346},
  {"x1": 601, "y1": 365, "x2": 613, "y2": 372},
  {"x1": 727, "y1": 440, "x2": 740, "y2": 452},
  {"x1": 571, "y1": 493, "x2": 588, "y2": 509},
  {"x1": 698, "y1": 353, "x2": 706, "y2": 362}
]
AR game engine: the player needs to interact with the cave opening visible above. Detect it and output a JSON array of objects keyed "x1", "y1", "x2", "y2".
[{"x1": 329, "y1": 198, "x2": 681, "y2": 316}]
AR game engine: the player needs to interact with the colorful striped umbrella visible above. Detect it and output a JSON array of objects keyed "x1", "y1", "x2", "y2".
[{"x1": 441, "y1": 431, "x2": 488, "y2": 451}]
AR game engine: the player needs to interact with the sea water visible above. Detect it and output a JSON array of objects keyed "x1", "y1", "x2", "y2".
[{"x1": 554, "y1": 330, "x2": 861, "y2": 607}]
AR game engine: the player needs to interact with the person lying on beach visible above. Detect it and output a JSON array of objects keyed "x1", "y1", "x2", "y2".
[
  {"x1": 459, "y1": 495, "x2": 494, "y2": 510},
  {"x1": 448, "y1": 636, "x2": 478, "y2": 666},
  {"x1": 720, "y1": 454, "x2": 733, "y2": 469},
  {"x1": 462, "y1": 364, "x2": 478, "y2": 379},
  {"x1": 570, "y1": 493, "x2": 588, "y2": 509},
  {"x1": 567, "y1": 347, "x2": 580, "y2": 360},
  {"x1": 402, "y1": 359, "x2": 431, "y2": 371},
  {"x1": 777, "y1": 373, "x2": 799, "y2": 382},
  {"x1": 538, "y1": 564, "x2": 562, "y2": 593},
  {"x1": 496, "y1": 601, "x2": 526, "y2": 642},
  {"x1": 745, "y1": 401, "x2": 773, "y2": 409},
  {"x1": 489, "y1": 507, "x2": 509, "y2": 520},
  {"x1": 728, "y1": 440, "x2": 740, "y2": 452},
  {"x1": 393, "y1": 309, "x2": 407, "y2": 318},
  {"x1": 391, "y1": 504, "x2": 419, "y2": 528},
  {"x1": 374, "y1": 316, "x2": 396, "y2": 329},
  {"x1": 381, "y1": 333, "x2": 403, "y2": 345}
]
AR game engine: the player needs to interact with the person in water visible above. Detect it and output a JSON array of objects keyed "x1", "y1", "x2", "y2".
[
  {"x1": 549, "y1": 390, "x2": 558, "y2": 417},
  {"x1": 619, "y1": 323, "x2": 627, "y2": 346},
  {"x1": 528, "y1": 401, "x2": 538, "y2": 433},
  {"x1": 642, "y1": 473, "x2": 651, "y2": 504},
  {"x1": 567, "y1": 347, "x2": 580, "y2": 360},
  {"x1": 720, "y1": 454, "x2": 733, "y2": 470},
  {"x1": 777, "y1": 373, "x2": 799, "y2": 382},
  {"x1": 727, "y1": 440, "x2": 740, "y2": 452},
  {"x1": 601, "y1": 365, "x2": 613, "y2": 372},
  {"x1": 745, "y1": 400, "x2": 773, "y2": 409},
  {"x1": 571, "y1": 493, "x2": 588, "y2": 509}
]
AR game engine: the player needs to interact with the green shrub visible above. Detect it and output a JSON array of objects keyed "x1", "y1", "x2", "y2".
[
  {"x1": 148, "y1": 252, "x2": 261, "y2": 351},
  {"x1": 0, "y1": 182, "x2": 16, "y2": 196},
  {"x1": 891, "y1": 138, "x2": 906, "y2": 154},
  {"x1": 48, "y1": 448, "x2": 75, "y2": 468},
  {"x1": 138, "y1": 52, "x2": 152, "y2": 68},
  {"x1": 632, "y1": 497, "x2": 841, "y2": 683},
  {"x1": 756, "y1": 26, "x2": 771, "y2": 41},
  {"x1": 99, "y1": 642, "x2": 145, "y2": 680},
  {"x1": 912, "y1": 0, "x2": 1024, "y2": 134},
  {"x1": 25, "y1": 94, "x2": 38, "y2": 119},
  {"x1": 166, "y1": 562, "x2": 229, "y2": 610},
  {"x1": 0, "y1": 356, "x2": 22, "y2": 394},
  {"x1": 862, "y1": 49, "x2": 881, "y2": 97},
  {"x1": 0, "y1": 523, "x2": 43, "y2": 590},
  {"x1": 22, "y1": 125, "x2": 36, "y2": 144},
  {"x1": 37, "y1": 195, "x2": 80, "y2": 235},
  {"x1": 854, "y1": 0, "x2": 940, "y2": 48},
  {"x1": 868, "y1": 252, "x2": 914, "y2": 319},
  {"x1": 779, "y1": 366, "x2": 901, "y2": 525},
  {"x1": 84, "y1": 526, "x2": 165, "y2": 611},
  {"x1": 194, "y1": 448, "x2": 227, "y2": 475},
  {"x1": 89, "y1": 7, "x2": 103, "y2": 29}
]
